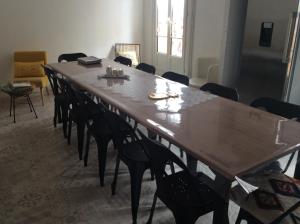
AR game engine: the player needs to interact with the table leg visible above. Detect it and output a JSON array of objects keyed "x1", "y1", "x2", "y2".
[
  {"x1": 213, "y1": 175, "x2": 231, "y2": 224},
  {"x1": 294, "y1": 151, "x2": 300, "y2": 179}
]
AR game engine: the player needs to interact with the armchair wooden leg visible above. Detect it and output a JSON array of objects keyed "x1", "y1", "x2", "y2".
[
  {"x1": 40, "y1": 87, "x2": 44, "y2": 106},
  {"x1": 46, "y1": 87, "x2": 50, "y2": 95}
]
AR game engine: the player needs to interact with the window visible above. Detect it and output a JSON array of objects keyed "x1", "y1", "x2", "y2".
[{"x1": 156, "y1": 0, "x2": 185, "y2": 57}]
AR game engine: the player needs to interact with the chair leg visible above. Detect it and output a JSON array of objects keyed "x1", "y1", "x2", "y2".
[
  {"x1": 26, "y1": 96, "x2": 32, "y2": 112},
  {"x1": 174, "y1": 213, "x2": 195, "y2": 224},
  {"x1": 40, "y1": 87, "x2": 44, "y2": 106},
  {"x1": 128, "y1": 163, "x2": 147, "y2": 224},
  {"x1": 235, "y1": 212, "x2": 243, "y2": 224},
  {"x1": 46, "y1": 87, "x2": 50, "y2": 95},
  {"x1": 57, "y1": 107, "x2": 62, "y2": 123},
  {"x1": 150, "y1": 167, "x2": 155, "y2": 180},
  {"x1": 111, "y1": 155, "x2": 121, "y2": 195},
  {"x1": 27, "y1": 95, "x2": 38, "y2": 119},
  {"x1": 96, "y1": 137, "x2": 110, "y2": 186},
  {"x1": 67, "y1": 116, "x2": 72, "y2": 145},
  {"x1": 146, "y1": 191, "x2": 158, "y2": 224},
  {"x1": 13, "y1": 96, "x2": 16, "y2": 123},
  {"x1": 9, "y1": 96, "x2": 12, "y2": 116},
  {"x1": 62, "y1": 105, "x2": 68, "y2": 138},
  {"x1": 57, "y1": 103, "x2": 62, "y2": 123},
  {"x1": 76, "y1": 121, "x2": 85, "y2": 160},
  {"x1": 53, "y1": 103, "x2": 58, "y2": 128},
  {"x1": 84, "y1": 130, "x2": 91, "y2": 167},
  {"x1": 169, "y1": 162, "x2": 175, "y2": 174}
]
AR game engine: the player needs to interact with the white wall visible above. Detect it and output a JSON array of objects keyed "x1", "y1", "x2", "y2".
[
  {"x1": 243, "y1": 0, "x2": 297, "y2": 58},
  {"x1": 288, "y1": 0, "x2": 300, "y2": 105},
  {"x1": 0, "y1": 0, "x2": 144, "y2": 84},
  {"x1": 143, "y1": 0, "x2": 154, "y2": 65},
  {"x1": 289, "y1": 41, "x2": 300, "y2": 104},
  {"x1": 219, "y1": 0, "x2": 248, "y2": 87},
  {"x1": 191, "y1": 0, "x2": 226, "y2": 78}
]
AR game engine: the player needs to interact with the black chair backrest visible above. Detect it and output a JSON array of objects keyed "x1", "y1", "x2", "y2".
[
  {"x1": 104, "y1": 110, "x2": 138, "y2": 150},
  {"x1": 138, "y1": 130, "x2": 190, "y2": 186},
  {"x1": 162, "y1": 72, "x2": 189, "y2": 86},
  {"x1": 250, "y1": 97, "x2": 300, "y2": 121},
  {"x1": 41, "y1": 65, "x2": 58, "y2": 95},
  {"x1": 136, "y1": 63, "x2": 156, "y2": 74},
  {"x1": 57, "y1": 77, "x2": 92, "y2": 112},
  {"x1": 114, "y1": 56, "x2": 132, "y2": 67},
  {"x1": 200, "y1": 82, "x2": 239, "y2": 101},
  {"x1": 58, "y1": 53, "x2": 87, "y2": 62}
]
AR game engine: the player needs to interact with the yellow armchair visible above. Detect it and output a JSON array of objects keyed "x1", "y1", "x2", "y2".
[{"x1": 13, "y1": 51, "x2": 49, "y2": 105}]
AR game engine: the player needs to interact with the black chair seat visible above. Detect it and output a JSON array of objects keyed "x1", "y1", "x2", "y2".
[
  {"x1": 54, "y1": 93, "x2": 69, "y2": 104},
  {"x1": 70, "y1": 99, "x2": 102, "y2": 121},
  {"x1": 159, "y1": 171, "x2": 218, "y2": 207},
  {"x1": 138, "y1": 132, "x2": 223, "y2": 224},
  {"x1": 104, "y1": 110, "x2": 154, "y2": 224},
  {"x1": 89, "y1": 119, "x2": 111, "y2": 136},
  {"x1": 121, "y1": 140, "x2": 149, "y2": 162}
]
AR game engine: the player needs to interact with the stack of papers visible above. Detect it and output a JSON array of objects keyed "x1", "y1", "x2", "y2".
[
  {"x1": 235, "y1": 176, "x2": 259, "y2": 194},
  {"x1": 11, "y1": 82, "x2": 31, "y2": 88},
  {"x1": 77, "y1": 56, "x2": 102, "y2": 65}
]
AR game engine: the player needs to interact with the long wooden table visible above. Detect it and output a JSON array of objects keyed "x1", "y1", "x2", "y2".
[{"x1": 49, "y1": 59, "x2": 300, "y2": 223}]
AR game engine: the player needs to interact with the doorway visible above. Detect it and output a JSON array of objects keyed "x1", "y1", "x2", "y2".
[
  {"x1": 235, "y1": 0, "x2": 299, "y2": 104},
  {"x1": 153, "y1": 0, "x2": 187, "y2": 75}
]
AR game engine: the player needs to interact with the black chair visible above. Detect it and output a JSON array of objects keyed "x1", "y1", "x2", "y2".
[
  {"x1": 61, "y1": 79, "x2": 100, "y2": 160},
  {"x1": 200, "y1": 82, "x2": 239, "y2": 101},
  {"x1": 84, "y1": 103, "x2": 137, "y2": 187},
  {"x1": 250, "y1": 97, "x2": 300, "y2": 173},
  {"x1": 114, "y1": 56, "x2": 132, "y2": 67},
  {"x1": 84, "y1": 103, "x2": 112, "y2": 186},
  {"x1": 104, "y1": 110, "x2": 153, "y2": 224},
  {"x1": 235, "y1": 98, "x2": 300, "y2": 224},
  {"x1": 43, "y1": 66, "x2": 70, "y2": 137},
  {"x1": 162, "y1": 72, "x2": 189, "y2": 86},
  {"x1": 58, "y1": 53, "x2": 87, "y2": 62},
  {"x1": 138, "y1": 131, "x2": 223, "y2": 224},
  {"x1": 251, "y1": 97, "x2": 300, "y2": 122},
  {"x1": 84, "y1": 101, "x2": 117, "y2": 186},
  {"x1": 136, "y1": 63, "x2": 156, "y2": 74}
]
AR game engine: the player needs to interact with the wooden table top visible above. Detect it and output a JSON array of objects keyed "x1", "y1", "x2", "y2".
[{"x1": 49, "y1": 59, "x2": 300, "y2": 180}]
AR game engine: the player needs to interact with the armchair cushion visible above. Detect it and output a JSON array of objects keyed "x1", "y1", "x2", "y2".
[{"x1": 15, "y1": 61, "x2": 45, "y2": 78}]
